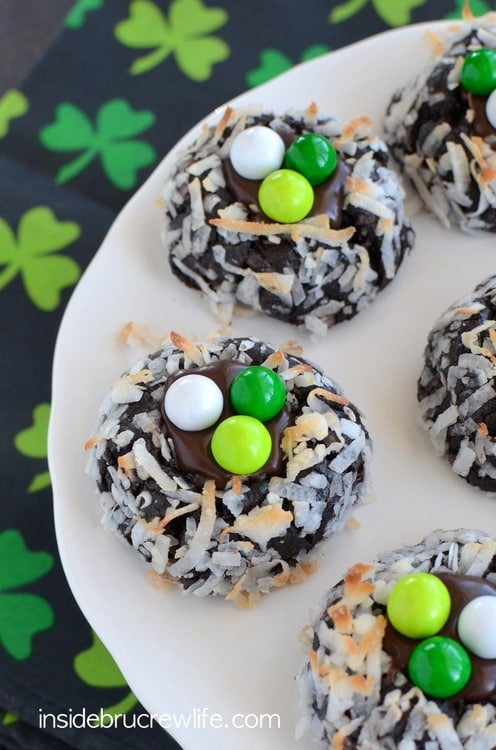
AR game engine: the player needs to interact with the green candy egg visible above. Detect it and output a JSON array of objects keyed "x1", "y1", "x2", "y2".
[
  {"x1": 386, "y1": 572, "x2": 451, "y2": 639},
  {"x1": 284, "y1": 133, "x2": 338, "y2": 186},
  {"x1": 258, "y1": 168, "x2": 314, "y2": 223},
  {"x1": 210, "y1": 415, "x2": 271, "y2": 475},
  {"x1": 230, "y1": 366, "x2": 286, "y2": 422},
  {"x1": 461, "y1": 48, "x2": 496, "y2": 95},
  {"x1": 408, "y1": 636, "x2": 472, "y2": 699}
]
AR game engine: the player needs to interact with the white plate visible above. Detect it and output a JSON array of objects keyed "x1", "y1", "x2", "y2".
[{"x1": 49, "y1": 20, "x2": 496, "y2": 750}]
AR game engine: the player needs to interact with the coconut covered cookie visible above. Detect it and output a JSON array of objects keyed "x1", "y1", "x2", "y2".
[
  {"x1": 384, "y1": 15, "x2": 496, "y2": 232},
  {"x1": 161, "y1": 103, "x2": 414, "y2": 336},
  {"x1": 85, "y1": 333, "x2": 371, "y2": 605},
  {"x1": 418, "y1": 274, "x2": 496, "y2": 492},
  {"x1": 298, "y1": 528, "x2": 496, "y2": 750}
]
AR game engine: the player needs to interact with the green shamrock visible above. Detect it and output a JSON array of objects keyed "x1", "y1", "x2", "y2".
[
  {"x1": 445, "y1": 0, "x2": 495, "y2": 17},
  {"x1": 0, "y1": 530, "x2": 54, "y2": 660},
  {"x1": 246, "y1": 45, "x2": 330, "y2": 88},
  {"x1": 0, "y1": 90, "x2": 29, "y2": 138},
  {"x1": 329, "y1": 0, "x2": 426, "y2": 26},
  {"x1": 65, "y1": 0, "x2": 104, "y2": 29},
  {"x1": 39, "y1": 99, "x2": 156, "y2": 189},
  {"x1": 0, "y1": 207, "x2": 81, "y2": 312},
  {"x1": 14, "y1": 404, "x2": 51, "y2": 493},
  {"x1": 114, "y1": 0, "x2": 230, "y2": 80},
  {"x1": 75, "y1": 631, "x2": 137, "y2": 724}
]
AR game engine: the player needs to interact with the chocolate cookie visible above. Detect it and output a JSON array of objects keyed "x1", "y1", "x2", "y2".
[
  {"x1": 418, "y1": 274, "x2": 496, "y2": 492},
  {"x1": 85, "y1": 333, "x2": 371, "y2": 605},
  {"x1": 161, "y1": 104, "x2": 413, "y2": 335},
  {"x1": 298, "y1": 529, "x2": 496, "y2": 749},
  {"x1": 384, "y1": 17, "x2": 496, "y2": 232}
]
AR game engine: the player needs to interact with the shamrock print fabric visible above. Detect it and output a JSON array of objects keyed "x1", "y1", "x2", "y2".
[{"x1": 1, "y1": 0, "x2": 495, "y2": 748}]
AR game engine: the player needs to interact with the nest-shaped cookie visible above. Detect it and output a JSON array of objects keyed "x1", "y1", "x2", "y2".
[
  {"x1": 384, "y1": 17, "x2": 496, "y2": 232},
  {"x1": 298, "y1": 528, "x2": 496, "y2": 749},
  {"x1": 161, "y1": 103, "x2": 413, "y2": 336},
  {"x1": 418, "y1": 274, "x2": 496, "y2": 493},
  {"x1": 86, "y1": 333, "x2": 371, "y2": 605}
]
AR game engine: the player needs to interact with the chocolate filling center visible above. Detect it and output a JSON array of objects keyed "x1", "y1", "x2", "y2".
[
  {"x1": 161, "y1": 359, "x2": 293, "y2": 489},
  {"x1": 383, "y1": 571, "x2": 496, "y2": 703}
]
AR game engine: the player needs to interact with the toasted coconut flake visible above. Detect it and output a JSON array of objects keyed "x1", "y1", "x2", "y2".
[
  {"x1": 220, "y1": 502, "x2": 293, "y2": 550},
  {"x1": 253, "y1": 271, "x2": 295, "y2": 300},
  {"x1": 119, "y1": 322, "x2": 165, "y2": 350},
  {"x1": 340, "y1": 116, "x2": 373, "y2": 144},
  {"x1": 156, "y1": 501, "x2": 200, "y2": 531},
  {"x1": 147, "y1": 570, "x2": 173, "y2": 590},
  {"x1": 214, "y1": 106, "x2": 234, "y2": 140},
  {"x1": 424, "y1": 28, "x2": 448, "y2": 58},
  {"x1": 117, "y1": 452, "x2": 135, "y2": 472},
  {"x1": 260, "y1": 348, "x2": 285, "y2": 370},
  {"x1": 170, "y1": 331, "x2": 205, "y2": 366},
  {"x1": 209, "y1": 215, "x2": 355, "y2": 244},
  {"x1": 308, "y1": 387, "x2": 349, "y2": 407},
  {"x1": 84, "y1": 435, "x2": 98, "y2": 451},
  {"x1": 116, "y1": 368, "x2": 154, "y2": 386}
]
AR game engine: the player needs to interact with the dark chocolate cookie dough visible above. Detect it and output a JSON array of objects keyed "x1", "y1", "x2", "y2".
[
  {"x1": 418, "y1": 274, "x2": 496, "y2": 492},
  {"x1": 86, "y1": 333, "x2": 371, "y2": 605},
  {"x1": 384, "y1": 17, "x2": 496, "y2": 232},
  {"x1": 298, "y1": 529, "x2": 496, "y2": 749},
  {"x1": 161, "y1": 104, "x2": 413, "y2": 335}
]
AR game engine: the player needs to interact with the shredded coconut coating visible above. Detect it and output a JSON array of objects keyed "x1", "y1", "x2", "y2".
[
  {"x1": 384, "y1": 16, "x2": 496, "y2": 233},
  {"x1": 162, "y1": 105, "x2": 413, "y2": 335},
  {"x1": 418, "y1": 274, "x2": 496, "y2": 493},
  {"x1": 297, "y1": 528, "x2": 496, "y2": 749},
  {"x1": 86, "y1": 335, "x2": 372, "y2": 605}
]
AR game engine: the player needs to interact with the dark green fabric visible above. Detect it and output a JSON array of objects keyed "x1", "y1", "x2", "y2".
[{"x1": 0, "y1": 0, "x2": 494, "y2": 747}]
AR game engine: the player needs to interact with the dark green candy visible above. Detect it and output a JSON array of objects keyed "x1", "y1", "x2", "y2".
[
  {"x1": 461, "y1": 48, "x2": 496, "y2": 96},
  {"x1": 283, "y1": 133, "x2": 338, "y2": 186},
  {"x1": 407, "y1": 636, "x2": 472, "y2": 699},
  {"x1": 229, "y1": 366, "x2": 286, "y2": 422}
]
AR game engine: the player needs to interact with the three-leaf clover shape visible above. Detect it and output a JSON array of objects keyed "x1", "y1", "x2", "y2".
[
  {"x1": 74, "y1": 632, "x2": 137, "y2": 724},
  {"x1": 14, "y1": 404, "x2": 51, "y2": 493},
  {"x1": 329, "y1": 0, "x2": 426, "y2": 26},
  {"x1": 0, "y1": 207, "x2": 81, "y2": 312},
  {"x1": 0, "y1": 530, "x2": 54, "y2": 660},
  {"x1": 39, "y1": 99, "x2": 156, "y2": 189},
  {"x1": 114, "y1": 0, "x2": 230, "y2": 80}
]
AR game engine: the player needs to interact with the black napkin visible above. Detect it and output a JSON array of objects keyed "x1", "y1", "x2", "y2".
[{"x1": 0, "y1": 0, "x2": 465, "y2": 747}]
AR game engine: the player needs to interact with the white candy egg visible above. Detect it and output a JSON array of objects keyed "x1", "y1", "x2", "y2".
[
  {"x1": 230, "y1": 125, "x2": 285, "y2": 180},
  {"x1": 486, "y1": 89, "x2": 496, "y2": 130},
  {"x1": 457, "y1": 595, "x2": 496, "y2": 659},
  {"x1": 164, "y1": 374, "x2": 223, "y2": 431}
]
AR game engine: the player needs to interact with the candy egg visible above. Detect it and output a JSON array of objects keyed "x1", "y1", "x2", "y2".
[
  {"x1": 408, "y1": 636, "x2": 472, "y2": 699},
  {"x1": 230, "y1": 366, "x2": 286, "y2": 422},
  {"x1": 164, "y1": 374, "x2": 223, "y2": 431},
  {"x1": 486, "y1": 89, "x2": 496, "y2": 130},
  {"x1": 211, "y1": 415, "x2": 271, "y2": 474},
  {"x1": 258, "y1": 169, "x2": 314, "y2": 223},
  {"x1": 229, "y1": 125, "x2": 285, "y2": 180},
  {"x1": 386, "y1": 572, "x2": 451, "y2": 639},
  {"x1": 458, "y1": 595, "x2": 496, "y2": 659},
  {"x1": 461, "y1": 48, "x2": 496, "y2": 95},
  {"x1": 284, "y1": 133, "x2": 338, "y2": 185}
]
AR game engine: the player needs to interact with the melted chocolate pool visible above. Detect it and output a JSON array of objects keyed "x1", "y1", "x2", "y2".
[
  {"x1": 383, "y1": 571, "x2": 496, "y2": 703},
  {"x1": 161, "y1": 359, "x2": 293, "y2": 489}
]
